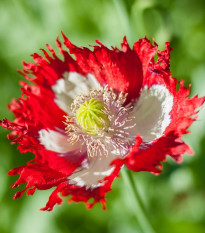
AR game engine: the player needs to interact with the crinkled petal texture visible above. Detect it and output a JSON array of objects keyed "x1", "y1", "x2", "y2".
[{"x1": 1, "y1": 33, "x2": 204, "y2": 211}]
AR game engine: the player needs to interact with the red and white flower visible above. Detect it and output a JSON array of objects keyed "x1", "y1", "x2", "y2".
[{"x1": 1, "y1": 32, "x2": 204, "y2": 211}]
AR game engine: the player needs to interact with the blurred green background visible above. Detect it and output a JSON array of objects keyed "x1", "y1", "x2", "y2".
[{"x1": 0, "y1": 0, "x2": 205, "y2": 233}]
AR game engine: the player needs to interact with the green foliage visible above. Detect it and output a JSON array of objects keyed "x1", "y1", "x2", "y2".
[{"x1": 0, "y1": 0, "x2": 204, "y2": 232}]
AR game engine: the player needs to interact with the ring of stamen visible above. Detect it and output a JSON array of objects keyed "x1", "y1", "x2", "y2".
[{"x1": 64, "y1": 86, "x2": 137, "y2": 158}]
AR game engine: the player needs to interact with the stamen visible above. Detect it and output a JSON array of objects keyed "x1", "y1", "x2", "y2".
[{"x1": 64, "y1": 86, "x2": 137, "y2": 158}]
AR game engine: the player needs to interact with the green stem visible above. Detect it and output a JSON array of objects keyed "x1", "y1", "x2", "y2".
[{"x1": 121, "y1": 169, "x2": 156, "y2": 233}]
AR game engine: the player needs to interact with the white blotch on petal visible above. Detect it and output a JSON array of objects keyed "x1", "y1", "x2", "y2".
[
  {"x1": 52, "y1": 72, "x2": 100, "y2": 113},
  {"x1": 133, "y1": 84, "x2": 174, "y2": 142},
  {"x1": 39, "y1": 129, "x2": 80, "y2": 153},
  {"x1": 68, "y1": 150, "x2": 116, "y2": 189}
]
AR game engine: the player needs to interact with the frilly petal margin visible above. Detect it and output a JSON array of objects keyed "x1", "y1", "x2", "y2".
[
  {"x1": 19, "y1": 37, "x2": 83, "y2": 88},
  {"x1": 62, "y1": 33, "x2": 143, "y2": 101},
  {"x1": 114, "y1": 133, "x2": 192, "y2": 174},
  {"x1": 41, "y1": 165, "x2": 121, "y2": 211}
]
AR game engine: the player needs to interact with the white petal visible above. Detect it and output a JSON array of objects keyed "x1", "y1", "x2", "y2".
[
  {"x1": 39, "y1": 129, "x2": 80, "y2": 153},
  {"x1": 133, "y1": 84, "x2": 174, "y2": 142},
  {"x1": 52, "y1": 72, "x2": 100, "y2": 113},
  {"x1": 68, "y1": 145, "x2": 118, "y2": 189}
]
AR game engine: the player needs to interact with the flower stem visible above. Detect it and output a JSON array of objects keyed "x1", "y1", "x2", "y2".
[{"x1": 121, "y1": 168, "x2": 156, "y2": 233}]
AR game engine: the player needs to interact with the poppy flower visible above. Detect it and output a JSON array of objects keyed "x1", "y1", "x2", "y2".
[{"x1": 1, "y1": 32, "x2": 204, "y2": 211}]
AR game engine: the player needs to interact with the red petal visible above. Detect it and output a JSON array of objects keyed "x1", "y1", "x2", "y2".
[
  {"x1": 121, "y1": 41, "x2": 205, "y2": 173},
  {"x1": 115, "y1": 133, "x2": 192, "y2": 174},
  {"x1": 133, "y1": 37, "x2": 158, "y2": 80},
  {"x1": 63, "y1": 33, "x2": 143, "y2": 101},
  {"x1": 41, "y1": 163, "x2": 121, "y2": 211}
]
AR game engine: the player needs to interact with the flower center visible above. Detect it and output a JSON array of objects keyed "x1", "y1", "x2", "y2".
[
  {"x1": 76, "y1": 98, "x2": 109, "y2": 135},
  {"x1": 64, "y1": 86, "x2": 137, "y2": 158}
]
